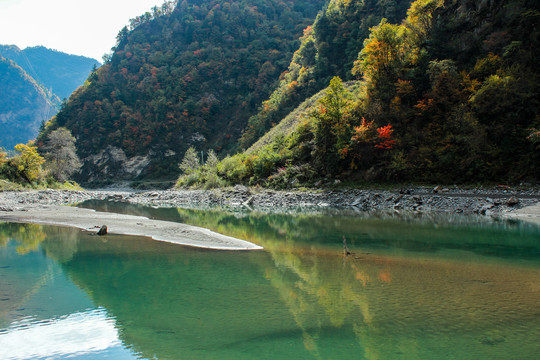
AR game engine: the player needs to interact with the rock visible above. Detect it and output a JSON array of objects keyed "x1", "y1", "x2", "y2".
[
  {"x1": 84, "y1": 145, "x2": 151, "y2": 182},
  {"x1": 97, "y1": 225, "x2": 108, "y2": 236},
  {"x1": 433, "y1": 185, "x2": 443, "y2": 193},
  {"x1": 234, "y1": 185, "x2": 249, "y2": 193},
  {"x1": 479, "y1": 204, "x2": 494, "y2": 215},
  {"x1": 507, "y1": 197, "x2": 519, "y2": 206}
]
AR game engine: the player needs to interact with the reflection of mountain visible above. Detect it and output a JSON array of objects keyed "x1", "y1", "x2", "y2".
[
  {"x1": 56, "y1": 235, "x2": 309, "y2": 359},
  {"x1": 174, "y1": 208, "x2": 540, "y2": 359},
  {"x1": 0, "y1": 223, "x2": 91, "y2": 328},
  {"x1": 53, "y1": 205, "x2": 540, "y2": 359}
]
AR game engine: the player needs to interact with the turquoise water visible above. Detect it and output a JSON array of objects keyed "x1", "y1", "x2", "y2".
[{"x1": 1, "y1": 204, "x2": 540, "y2": 359}]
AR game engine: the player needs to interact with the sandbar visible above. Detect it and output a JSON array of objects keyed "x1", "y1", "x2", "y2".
[
  {"x1": 0, "y1": 205, "x2": 263, "y2": 251},
  {"x1": 504, "y1": 204, "x2": 540, "y2": 226}
]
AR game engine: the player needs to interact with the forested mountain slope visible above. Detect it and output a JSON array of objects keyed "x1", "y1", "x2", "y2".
[
  {"x1": 0, "y1": 57, "x2": 59, "y2": 149},
  {"x1": 240, "y1": 0, "x2": 413, "y2": 148},
  {"x1": 0, "y1": 45, "x2": 100, "y2": 100},
  {"x1": 40, "y1": 0, "x2": 326, "y2": 182},
  {"x1": 178, "y1": 0, "x2": 539, "y2": 188}
]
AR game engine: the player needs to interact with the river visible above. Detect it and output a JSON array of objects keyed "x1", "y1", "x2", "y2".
[{"x1": 1, "y1": 202, "x2": 539, "y2": 359}]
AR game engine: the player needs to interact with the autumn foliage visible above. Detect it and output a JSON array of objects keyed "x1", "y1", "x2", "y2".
[{"x1": 374, "y1": 125, "x2": 395, "y2": 150}]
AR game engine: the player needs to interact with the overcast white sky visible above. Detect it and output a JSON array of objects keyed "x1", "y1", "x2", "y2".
[{"x1": 0, "y1": 0, "x2": 168, "y2": 61}]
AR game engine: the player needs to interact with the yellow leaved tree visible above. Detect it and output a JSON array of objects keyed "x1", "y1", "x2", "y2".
[{"x1": 12, "y1": 142, "x2": 45, "y2": 184}]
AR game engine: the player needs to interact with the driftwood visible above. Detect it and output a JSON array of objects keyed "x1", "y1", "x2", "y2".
[
  {"x1": 343, "y1": 236, "x2": 351, "y2": 256},
  {"x1": 97, "y1": 225, "x2": 108, "y2": 236}
]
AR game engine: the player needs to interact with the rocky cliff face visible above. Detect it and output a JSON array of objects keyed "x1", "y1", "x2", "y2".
[{"x1": 82, "y1": 146, "x2": 152, "y2": 182}]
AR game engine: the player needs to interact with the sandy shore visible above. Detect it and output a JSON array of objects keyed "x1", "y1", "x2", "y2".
[{"x1": 0, "y1": 204, "x2": 263, "y2": 251}]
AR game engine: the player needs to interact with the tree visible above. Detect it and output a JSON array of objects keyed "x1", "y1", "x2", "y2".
[
  {"x1": 179, "y1": 146, "x2": 200, "y2": 174},
  {"x1": 311, "y1": 76, "x2": 352, "y2": 174},
  {"x1": 405, "y1": 0, "x2": 444, "y2": 42},
  {"x1": 42, "y1": 128, "x2": 82, "y2": 182},
  {"x1": 204, "y1": 149, "x2": 219, "y2": 170},
  {"x1": 12, "y1": 143, "x2": 45, "y2": 184},
  {"x1": 352, "y1": 19, "x2": 404, "y2": 84}
]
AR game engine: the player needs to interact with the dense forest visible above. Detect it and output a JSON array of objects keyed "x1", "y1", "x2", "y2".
[
  {"x1": 40, "y1": 0, "x2": 327, "y2": 180},
  {"x1": 239, "y1": 0, "x2": 413, "y2": 148},
  {"x1": 37, "y1": 0, "x2": 539, "y2": 186},
  {"x1": 177, "y1": 0, "x2": 539, "y2": 188}
]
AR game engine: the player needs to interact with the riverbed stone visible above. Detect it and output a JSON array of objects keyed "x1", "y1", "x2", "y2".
[{"x1": 507, "y1": 197, "x2": 519, "y2": 206}]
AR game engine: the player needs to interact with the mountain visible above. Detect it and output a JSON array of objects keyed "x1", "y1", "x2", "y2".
[
  {"x1": 0, "y1": 45, "x2": 100, "y2": 100},
  {"x1": 239, "y1": 0, "x2": 413, "y2": 148},
  {"x1": 38, "y1": 0, "x2": 327, "y2": 182},
  {"x1": 177, "y1": 0, "x2": 540, "y2": 187},
  {"x1": 38, "y1": 0, "x2": 539, "y2": 185},
  {"x1": 0, "y1": 56, "x2": 59, "y2": 150},
  {"x1": 0, "y1": 45, "x2": 100, "y2": 150}
]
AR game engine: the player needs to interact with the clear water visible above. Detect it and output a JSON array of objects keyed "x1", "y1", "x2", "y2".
[{"x1": 1, "y1": 203, "x2": 540, "y2": 359}]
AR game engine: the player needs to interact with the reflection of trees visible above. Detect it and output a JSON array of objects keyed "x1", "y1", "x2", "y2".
[
  {"x1": 41, "y1": 226, "x2": 80, "y2": 262},
  {"x1": 173, "y1": 208, "x2": 386, "y2": 358},
  {"x1": 0, "y1": 223, "x2": 46, "y2": 254},
  {"x1": 0, "y1": 222, "x2": 80, "y2": 261},
  {"x1": 0, "y1": 223, "x2": 65, "y2": 328},
  {"x1": 261, "y1": 241, "x2": 380, "y2": 359},
  {"x1": 31, "y1": 204, "x2": 540, "y2": 359},
  {"x1": 170, "y1": 207, "x2": 540, "y2": 359}
]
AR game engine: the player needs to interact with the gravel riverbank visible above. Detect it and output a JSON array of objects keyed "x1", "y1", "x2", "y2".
[
  {"x1": 1, "y1": 186, "x2": 539, "y2": 220},
  {"x1": 0, "y1": 186, "x2": 538, "y2": 249}
]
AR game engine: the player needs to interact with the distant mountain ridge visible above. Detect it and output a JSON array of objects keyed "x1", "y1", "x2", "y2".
[
  {"x1": 0, "y1": 56, "x2": 59, "y2": 149},
  {"x1": 0, "y1": 45, "x2": 100, "y2": 149},
  {"x1": 0, "y1": 45, "x2": 100, "y2": 100}
]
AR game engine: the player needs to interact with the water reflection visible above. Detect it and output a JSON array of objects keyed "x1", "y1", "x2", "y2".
[
  {"x1": 1, "y1": 205, "x2": 540, "y2": 359},
  {"x1": 0, "y1": 308, "x2": 120, "y2": 360},
  {"x1": 78, "y1": 200, "x2": 540, "y2": 260},
  {"x1": 0, "y1": 224, "x2": 136, "y2": 359},
  {"x1": 0, "y1": 223, "x2": 47, "y2": 255}
]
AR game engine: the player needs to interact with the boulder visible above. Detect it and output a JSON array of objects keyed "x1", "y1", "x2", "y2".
[{"x1": 97, "y1": 225, "x2": 108, "y2": 236}]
